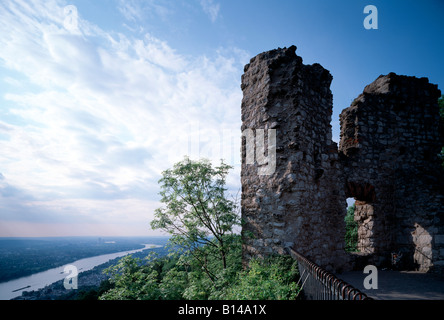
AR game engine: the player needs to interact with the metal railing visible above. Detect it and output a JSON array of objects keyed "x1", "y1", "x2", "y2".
[{"x1": 287, "y1": 247, "x2": 373, "y2": 300}]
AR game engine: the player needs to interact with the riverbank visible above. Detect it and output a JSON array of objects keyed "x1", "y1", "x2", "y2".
[
  {"x1": 10, "y1": 244, "x2": 168, "y2": 300},
  {"x1": 0, "y1": 237, "x2": 157, "y2": 283},
  {"x1": 12, "y1": 259, "x2": 112, "y2": 300}
]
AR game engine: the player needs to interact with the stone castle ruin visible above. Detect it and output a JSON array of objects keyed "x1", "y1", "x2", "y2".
[{"x1": 241, "y1": 46, "x2": 444, "y2": 274}]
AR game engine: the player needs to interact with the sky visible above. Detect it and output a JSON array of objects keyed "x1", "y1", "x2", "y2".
[{"x1": 0, "y1": 0, "x2": 443, "y2": 237}]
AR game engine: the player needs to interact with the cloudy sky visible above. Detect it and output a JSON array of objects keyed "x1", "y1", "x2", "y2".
[{"x1": 0, "y1": 0, "x2": 443, "y2": 237}]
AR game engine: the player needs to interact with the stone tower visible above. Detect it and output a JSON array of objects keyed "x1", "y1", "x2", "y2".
[
  {"x1": 241, "y1": 46, "x2": 348, "y2": 272},
  {"x1": 339, "y1": 73, "x2": 444, "y2": 271},
  {"x1": 241, "y1": 46, "x2": 444, "y2": 274}
]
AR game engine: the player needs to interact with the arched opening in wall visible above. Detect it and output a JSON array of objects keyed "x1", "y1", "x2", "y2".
[
  {"x1": 345, "y1": 182, "x2": 376, "y2": 254},
  {"x1": 344, "y1": 197, "x2": 358, "y2": 252}
]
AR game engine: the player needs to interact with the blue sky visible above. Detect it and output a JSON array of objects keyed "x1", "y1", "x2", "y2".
[{"x1": 0, "y1": 0, "x2": 443, "y2": 237}]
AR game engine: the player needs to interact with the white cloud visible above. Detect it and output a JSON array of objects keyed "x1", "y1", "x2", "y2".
[
  {"x1": 0, "y1": 0, "x2": 246, "y2": 236},
  {"x1": 200, "y1": 0, "x2": 220, "y2": 23},
  {"x1": 118, "y1": 0, "x2": 144, "y2": 22},
  {"x1": 117, "y1": 0, "x2": 172, "y2": 25}
]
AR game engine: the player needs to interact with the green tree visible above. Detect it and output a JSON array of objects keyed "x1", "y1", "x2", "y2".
[
  {"x1": 225, "y1": 255, "x2": 300, "y2": 300},
  {"x1": 76, "y1": 280, "x2": 114, "y2": 300},
  {"x1": 99, "y1": 158, "x2": 300, "y2": 301},
  {"x1": 344, "y1": 203, "x2": 358, "y2": 252},
  {"x1": 99, "y1": 256, "x2": 160, "y2": 300},
  {"x1": 98, "y1": 235, "x2": 301, "y2": 300},
  {"x1": 150, "y1": 157, "x2": 240, "y2": 283},
  {"x1": 159, "y1": 267, "x2": 188, "y2": 300}
]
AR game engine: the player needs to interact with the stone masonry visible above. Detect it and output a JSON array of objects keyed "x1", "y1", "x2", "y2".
[
  {"x1": 339, "y1": 73, "x2": 444, "y2": 271},
  {"x1": 241, "y1": 46, "x2": 348, "y2": 272},
  {"x1": 241, "y1": 46, "x2": 444, "y2": 274}
]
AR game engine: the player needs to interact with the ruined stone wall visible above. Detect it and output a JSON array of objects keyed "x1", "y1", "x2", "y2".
[
  {"x1": 241, "y1": 46, "x2": 348, "y2": 272},
  {"x1": 241, "y1": 47, "x2": 444, "y2": 274},
  {"x1": 339, "y1": 73, "x2": 444, "y2": 272}
]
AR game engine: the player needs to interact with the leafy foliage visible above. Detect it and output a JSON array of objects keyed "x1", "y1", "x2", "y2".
[
  {"x1": 150, "y1": 157, "x2": 240, "y2": 282},
  {"x1": 99, "y1": 236, "x2": 300, "y2": 300},
  {"x1": 224, "y1": 255, "x2": 300, "y2": 300},
  {"x1": 76, "y1": 280, "x2": 114, "y2": 300},
  {"x1": 100, "y1": 255, "x2": 161, "y2": 300},
  {"x1": 99, "y1": 158, "x2": 300, "y2": 300},
  {"x1": 344, "y1": 203, "x2": 358, "y2": 252}
]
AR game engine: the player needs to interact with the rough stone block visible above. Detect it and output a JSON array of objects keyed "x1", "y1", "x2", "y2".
[
  {"x1": 435, "y1": 235, "x2": 444, "y2": 245},
  {"x1": 242, "y1": 46, "x2": 443, "y2": 274}
]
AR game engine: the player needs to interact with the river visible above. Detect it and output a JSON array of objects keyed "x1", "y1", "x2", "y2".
[{"x1": 0, "y1": 244, "x2": 161, "y2": 300}]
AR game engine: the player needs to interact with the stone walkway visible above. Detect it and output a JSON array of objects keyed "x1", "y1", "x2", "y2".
[{"x1": 336, "y1": 270, "x2": 444, "y2": 300}]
